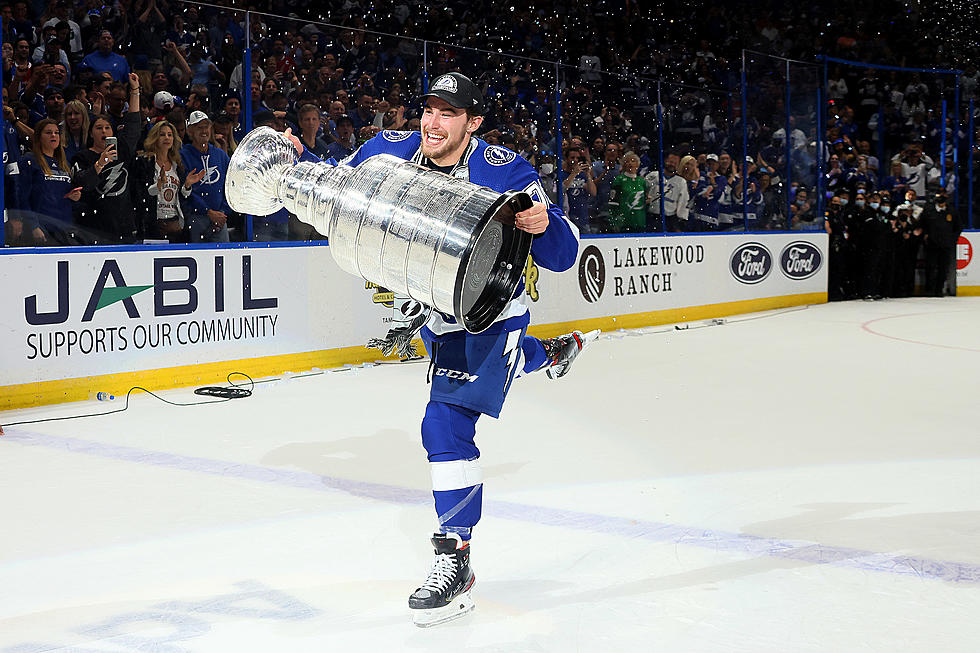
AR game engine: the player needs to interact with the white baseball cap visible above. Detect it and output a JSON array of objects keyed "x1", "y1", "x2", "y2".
[
  {"x1": 186, "y1": 110, "x2": 210, "y2": 126},
  {"x1": 706, "y1": 153, "x2": 719, "y2": 161},
  {"x1": 153, "y1": 91, "x2": 174, "y2": 110}
]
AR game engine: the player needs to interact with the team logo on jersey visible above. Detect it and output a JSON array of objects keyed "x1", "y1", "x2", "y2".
[
  {"x1": 578, "y1": 245, "x2": 606, "y2": 302},
  {"x1": 200, "y1": 154, "x2": 221, "y2": 185},
  {"x1": 398, "y1": 298, "x2": 425, "y2": 319},
  {"x1": 382, "y1": 130, "x2": 413, "y2": 142},
  {"x1": 730, "y1": 242, "x2": 773, "y2": 284},
  {"x1": 99, "y1": 164, "x2": 129, "y2": 198},
  {"x1": 484, "y1": 145, "x2": 516, "y2": 167},
  {"x1": 779, "y1": 241, "x2": 822, "y2": 280},
  {"x1": 431, "y1": 75, "x2": 458, "y2": 93}
]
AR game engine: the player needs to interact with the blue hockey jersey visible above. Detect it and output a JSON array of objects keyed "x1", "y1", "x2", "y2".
[{"x1": 343, "y1": 130, "x2": 580, "y2": 335}]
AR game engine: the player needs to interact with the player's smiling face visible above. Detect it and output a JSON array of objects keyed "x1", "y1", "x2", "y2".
[{"x1": 420, "y1": 97, "x2": 480, "y2": 166}]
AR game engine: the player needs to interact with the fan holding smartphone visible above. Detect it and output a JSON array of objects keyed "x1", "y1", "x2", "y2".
[{"x1": 70, "y1": 73, "x2": 143, "y2": 244}]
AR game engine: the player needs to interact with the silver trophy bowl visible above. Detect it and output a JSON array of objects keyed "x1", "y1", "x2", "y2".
[{"x1": 225, "y1": 126, "x2": 533, "y2": 333}]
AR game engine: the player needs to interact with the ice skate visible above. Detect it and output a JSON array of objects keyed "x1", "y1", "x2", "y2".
[
  {"x1": 409, "y1": 533, "x2": 475, "y2": 627},
  {"x1": 541, "y1": 329, "x2": 600, "y2": 379}
]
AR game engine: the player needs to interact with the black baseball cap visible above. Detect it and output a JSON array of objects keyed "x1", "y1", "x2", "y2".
[{"x1": 422, "y1": 73, "x2": 483, "y2": 115}]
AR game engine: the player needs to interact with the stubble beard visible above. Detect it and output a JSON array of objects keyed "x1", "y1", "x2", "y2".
[{"x1": 421, "y1": 126, "x2": 469, "y2": 165}]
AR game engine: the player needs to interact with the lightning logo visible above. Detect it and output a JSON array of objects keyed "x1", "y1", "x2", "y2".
[{"x1": 501, "y1": 329, "x2": 523, "y2": 396}]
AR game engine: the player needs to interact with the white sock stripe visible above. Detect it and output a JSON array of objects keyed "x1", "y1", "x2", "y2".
[
  {"x1": 437, "y1": 484, "x2": 482, "y2": 526},
  {"x1": 514, "y1": 346, "x2": 527, "y2": 379},
  {"x1": 430, "y1": 458, "x2": 483, "y2": 492}
]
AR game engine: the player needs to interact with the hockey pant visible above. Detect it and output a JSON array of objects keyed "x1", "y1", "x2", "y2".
[{"x1": 421, "y1": 334, "x2": 548, "y2": 540}]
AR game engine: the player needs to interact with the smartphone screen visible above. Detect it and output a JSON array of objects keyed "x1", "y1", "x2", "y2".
[{"x1": 105, "y1": 136, "x2": 117, "y2": 161}]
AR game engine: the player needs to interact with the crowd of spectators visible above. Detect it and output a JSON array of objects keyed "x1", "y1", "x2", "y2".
[{"x1": 1, "y1": 0, "x2": 976, "y2": 277}]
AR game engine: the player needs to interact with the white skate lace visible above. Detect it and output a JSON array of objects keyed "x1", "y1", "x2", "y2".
[{"x1": 419, "y1": 553, "x2": 457, "y2": 593}]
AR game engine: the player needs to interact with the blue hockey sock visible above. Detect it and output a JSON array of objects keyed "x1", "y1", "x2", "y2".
[{"x1": 521, "y1": 335, "x2": 548, "y2": 374}]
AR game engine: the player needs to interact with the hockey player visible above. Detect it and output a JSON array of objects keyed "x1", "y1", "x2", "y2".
[{"x1": 285, "y1": 72, "x2": 595, "y2": 627}]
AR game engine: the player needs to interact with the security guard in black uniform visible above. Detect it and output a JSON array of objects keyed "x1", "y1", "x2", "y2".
[{"x1": 921, "y1": 191, "x2": 962, "y2": 297}]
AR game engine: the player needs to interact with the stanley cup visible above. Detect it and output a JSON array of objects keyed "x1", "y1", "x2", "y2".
[{"x1": 225, "y1": 127, "x2": 533, "y2": 333}]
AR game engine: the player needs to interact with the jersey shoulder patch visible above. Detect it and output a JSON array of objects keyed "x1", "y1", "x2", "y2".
[
  {"x1": 484, "y1": 145, "x2": 517, "y2": 167},
  {"x1": 521, "y1": 179, "x2": 549, "y2": 205},
  {"x1": 381, "y1": 130, "x2": 414, "y2": 143}
]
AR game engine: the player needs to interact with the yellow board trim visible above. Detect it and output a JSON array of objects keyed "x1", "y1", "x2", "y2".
[
  {"x1": 957, "y1": 286, "x2": 980, "y2": 297},
  {"x1": 0, "y1": 292, "x2": 825, "y2": 412}
]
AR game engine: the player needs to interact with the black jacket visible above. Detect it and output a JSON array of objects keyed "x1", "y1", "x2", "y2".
[
  {"x1": 70, "y1": 111, "x2": 143, "y2": 243},
  {"x1": 920, "y1": 202, "x2": 962, "y2": 248}
]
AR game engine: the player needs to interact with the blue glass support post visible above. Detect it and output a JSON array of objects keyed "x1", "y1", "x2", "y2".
[
  {"x1": 784, "y1": 59, "x2": 792, "y2": 232},
  {"x1": 554, "y1": 63, "x2": 562, "y2": 202},
  {"x1": 657, "y1": 81, "x2": 666, "y2": 230},
  {"x1": 727, "y1": 92, "x2": 735, "y2": 158},
  {"x1": 877, "y1": 105, "x2": 884, "y2": 183},
  {"x1": 954, "y1": 80, "x2": 961, "y2": 210},
  {"x1": 243, "y1": 11, "x2": 253, "y2": 242},
  {"x1": 740, "y1": 52, "x2": 748, "y2": 227},
  {"x1": 820, "y1": 57, "x2": 829, "y2": 226},
  {"x1": 941, "y1": 99, "x2": 948, "y2": 188},
  {"x1": 422, "y1": 41, "x2": 429, "y2": 93},
  {"x1": 1, "y1": 17, "x2": 5, "y2": 229},
  {"x1": 816, "y1": 84, "x2": 824, "y2": 222},
  {"x1": 243, "y1": 12, "x2": 252, "y2": 132},
  {"x1": 970, "y1": 99, "x2": 975, "y2": 229}
]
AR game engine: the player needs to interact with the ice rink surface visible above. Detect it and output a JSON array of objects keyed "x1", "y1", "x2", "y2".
[{"x1": 2, "y1": 297, "x2": 979, "y2": 652}]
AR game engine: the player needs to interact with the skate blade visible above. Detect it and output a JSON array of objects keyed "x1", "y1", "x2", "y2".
[
  {"x1": 412, "y1": 591, "x2": 475, "y2": 628},
  {"x1": 579, "y1": 329, "x2": 601, "y2": 344}
]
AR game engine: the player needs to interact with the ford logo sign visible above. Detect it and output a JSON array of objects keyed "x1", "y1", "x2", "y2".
[
  {"x1": 730, "y1": 242, "x2": 773, "y2": 284},
  {"x1": 779, "y1": 241, "x2": 823, "y2": 280}
]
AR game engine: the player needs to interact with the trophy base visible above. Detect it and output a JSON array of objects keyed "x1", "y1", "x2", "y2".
[{"x1": 455, "y1": 191, "x2": 534, "y2": 334}]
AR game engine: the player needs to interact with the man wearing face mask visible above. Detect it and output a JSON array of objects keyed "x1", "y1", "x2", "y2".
[
  {"x1": 903, "y1": 189, "x2": 924, "y2": 219},
  {"x1": 851, "y1": 191, "x2": 883, "y2": 299},
  {"x1": 873, "y1": 192, "x2": 900, "y2": 298},
  {"x1": 824, "y1": 194, "x2": 850, "y2": 300},
  {"x1": 920, "y1": 191, "x2": 962, "y2": 296},
  {"x1": 892, "y1": 204, "x2": 924, "y2": 297},
  {"x1": 536, "y1": 157, "x2": 559, "y2": 204}
]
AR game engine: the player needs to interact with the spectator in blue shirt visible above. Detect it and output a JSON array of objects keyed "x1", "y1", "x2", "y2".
[
  {"x1": 560, "y1": 147, "x2": 596, "y2": 233},
  {"x1": 324, "y1": 115, "x2": 355, "y2": 160},
  {"x1": 18, "y1": 118, "x2": 83, "y2": 243},
  {"x1": 297, "y1": 103, "x2": 331, "y2": 159},
  {"x1": 879, "y1": 160, "x2": 909, "y2": 198},
  {"x1": 187, "y1": 46, "x2": 224, "y2": 87},
  {"x1": 222, "y1": 93, "x2": 246, "y2": 142},
  {"x1": 81, "y1": 30, "x2": 130, "y2": 82},
  {"x1": 180, "y1": 110, "x2": 232, "y2": 242},
  {"x1": 591, "y1": 141, "x2": 621, "y2": 225}
]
